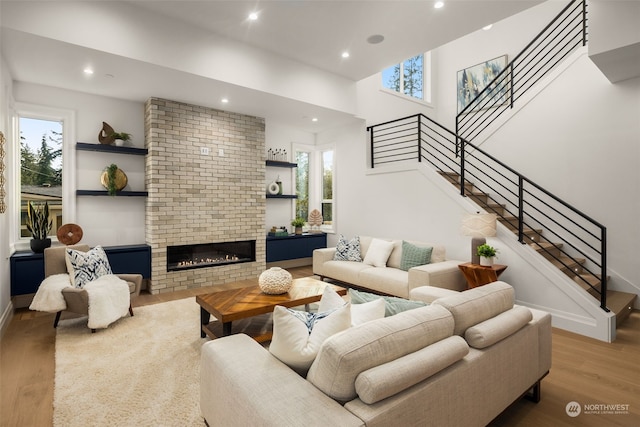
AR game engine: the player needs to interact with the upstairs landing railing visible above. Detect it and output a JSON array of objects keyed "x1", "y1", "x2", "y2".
[{"x1": 456, "y1": 0, "x2": 587, "y2": 146}]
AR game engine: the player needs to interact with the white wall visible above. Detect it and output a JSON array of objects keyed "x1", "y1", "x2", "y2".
[
  {"x1": 14, "y1": 82, "x2": 146, "y2": 247},
  {"x1": 0, "y1": 55, "x2": 14, "y2": 335}
]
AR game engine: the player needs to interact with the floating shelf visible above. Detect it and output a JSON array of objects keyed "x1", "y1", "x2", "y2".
[
  {"x1": 266, "y1": 160, "x2": 297, "y2": 168},
  {"x1": 76, "y1": 190, "x2": 148, "y2": 197},
  {"x1": 266, "y1": 194, "x2": 297, "y2": 199},
  {"x1": 76, "y1": 142, "x2": 148, "y2": 156}
]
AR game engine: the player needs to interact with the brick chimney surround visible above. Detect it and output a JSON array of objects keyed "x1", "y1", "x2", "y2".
[{"x1": 144, "y1": 97, "x2": 266, "y2": 294}]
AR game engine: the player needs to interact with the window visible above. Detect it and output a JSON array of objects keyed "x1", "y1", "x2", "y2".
[
  {"x1": 382, "y1": 52, "x2": 432, "y2": 103},
  {"x1": 14, "y1": 103, "x2": 75, "y2": 244},
  {"x1": 294, "y1": 144, "x2": 335, "y2": 233}
]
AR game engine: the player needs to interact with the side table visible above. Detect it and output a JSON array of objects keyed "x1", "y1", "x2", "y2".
[{"x1": 458, "y1": 262, "x2": 508, "y2": 289}]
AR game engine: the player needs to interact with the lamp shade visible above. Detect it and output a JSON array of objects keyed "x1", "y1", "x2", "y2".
[{"x1": 461, "y1": 213, "x2": 497, "y2": 238}]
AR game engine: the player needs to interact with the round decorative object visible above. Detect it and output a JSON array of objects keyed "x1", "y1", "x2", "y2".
[
  {"x1": 100, "y1": 168, "x2": 128, "y2": 192},
  {"x1": 258, "y1": 267, "x2": 293, "y2": 295},
  {"x1": 267, "y1": 181, "x2": 280, "y2": 195},
  {"x1": 57, "y1": 223, "x2": 83, "y2": 245}
]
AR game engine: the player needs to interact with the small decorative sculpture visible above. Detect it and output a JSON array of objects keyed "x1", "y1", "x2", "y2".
[
  {"x1": 258, "y1": 267, "x2": 293, "y2": 295},
  {"x1": 308, "y1": 209, "x2": 323, "y2": 233},
  {"x1": 98, "y1": 122, "x2": 116, "y2": 145}
]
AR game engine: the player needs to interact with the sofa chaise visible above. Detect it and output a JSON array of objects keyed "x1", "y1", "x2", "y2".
[
  {"x1": 200, "y1": 281, "x2": 552, "y2": 426},
  {"x1": 313, "y1": 235, "x2": 466, "y2": 298}
]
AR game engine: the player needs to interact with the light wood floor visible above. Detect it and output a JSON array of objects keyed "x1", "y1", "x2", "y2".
[{"x1": 2, "y1": 267, "x2": 639, "y2": 427}]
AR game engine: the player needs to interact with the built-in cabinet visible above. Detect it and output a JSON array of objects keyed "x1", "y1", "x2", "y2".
[
  {"x1": 75, "y1": 142, "x2": 148, "y2": 196},
  {"x1": 266, "y1": 233, "x2": 326, "y2": 263}
]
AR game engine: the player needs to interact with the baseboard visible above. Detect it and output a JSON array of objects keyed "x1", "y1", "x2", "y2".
[
  {"x1": 0, "y1": 299, "x2": 14, "y2": 341},
  {"x1": 266, "y1": 258, "x2": 312, "y2": 269}
]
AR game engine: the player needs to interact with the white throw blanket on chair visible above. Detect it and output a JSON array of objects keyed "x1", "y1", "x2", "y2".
[{"x1": 30, "y1": 274, "x2": 130, "y2": 329}]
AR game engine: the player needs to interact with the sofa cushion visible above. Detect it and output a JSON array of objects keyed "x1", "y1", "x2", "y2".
[
  {"x1": 400, "y1": 241, "x2": 433, "y2": 271},
  {"x1": 269, "y1": 288, "x2": 351, "y2": 375},
  {"x1": 354, "y1": 335, "x2": 469, "y2": 404},
  {"x1": 306, "y1": 304, "x2": 454, "y2": 402},
  {"x1": 357, "y1": 267, "x2": 410, "y2": 297},
  {"x1": 320, "y1": 260, "x2": 371, "y2": 284},
  {"x1": 350, "y1": 298, "x2": 386, "y2": 326},
  {"x1": 433, "y1": 281, "x2": 514, "y2": 336},
  {"x1": 363, "y1": 238, "x2": 395, "y2": 267},
  {"x1": 334, "y1": 235, "x2": 363, "y2": 262},
  {"x1": 349, "y1": 288, "x2": 427, "y2": 317},
  {"x1": 65, "y1": 245, "x2": 112, "y2": 288},
  {"x1": 465, "y1": 306, "x2": 533, "y2": 349}
]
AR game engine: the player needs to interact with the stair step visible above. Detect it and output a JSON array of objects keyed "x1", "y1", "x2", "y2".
[
  {"x1": 606, "y1": 291, "x2": 637, "y2": 327},
  {"x1": 531, "y1": 241, "x2": 563, "y2": 259},
  {"x1": 549, "y1": 256, "x2": 585, "y2": 275},
  {"x1": 573, "y1": 274, "x2": 604, "y2": 298}
]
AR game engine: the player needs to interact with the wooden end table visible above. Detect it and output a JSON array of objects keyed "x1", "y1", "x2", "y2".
[
  {"x1": 458, "y1": 262, "x2": 508, "y2": 289},
  {"x1": 196, "y1": 277, "x2": 346, "y2": 342}
]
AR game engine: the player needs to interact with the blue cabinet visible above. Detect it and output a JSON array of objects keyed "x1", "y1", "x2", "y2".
[
  {"x1": 10, "y1": 244, "x2": 152, "y2": 297},
  {"x1": 266, "y1": 233, "x2": 327, "y2": 263}
]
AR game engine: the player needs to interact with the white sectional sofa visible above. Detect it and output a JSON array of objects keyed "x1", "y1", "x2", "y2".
[
  {"x1": 200, "y1": 281, "x2": 552, "y2": 426},
  {"x1": 313, "y1": 235, "x2": 466, "y2": 298}
]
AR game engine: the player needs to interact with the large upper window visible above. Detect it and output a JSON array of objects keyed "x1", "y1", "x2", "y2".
[
  {"x1": 382, "y1": 52, "x2": 432, "y2": 103},
  {"x1": 294, "y1": 144, "x2": 335, "y2": 233}
]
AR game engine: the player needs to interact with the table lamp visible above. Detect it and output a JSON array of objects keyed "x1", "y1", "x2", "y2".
[{"x1": 461, "y1": 212, "x2": 497, "y2": 264}]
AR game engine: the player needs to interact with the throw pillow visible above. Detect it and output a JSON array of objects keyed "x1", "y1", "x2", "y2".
[
  {"x1": 400, "y1": 241, "x2": 433, "y2": 271},
  {"x1": 65, "y1": 245, "x2": 113, "y2": 288},
  {"x1": 351, "y1": 298, "x2": 386, "y2": 326},
  {"x1": 362, "y1": 238, "x2": 395, "y2": 267},
  {"x1": 269, "y1": 287, "x2": 351, "y2": 375},
  {"x1": 334, "y1": 235, "x2": 362, "y2": 262},
  {"x1": 349, "y1": 288, "x2": 427, "y2": 317}
]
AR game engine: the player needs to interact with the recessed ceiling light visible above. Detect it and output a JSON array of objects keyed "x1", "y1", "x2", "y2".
[
  {"x1": 483, "y1": 24, "x2": 493, "y2": 31},
  {"x1": 83, "y1": 68, "x2": 94, "y2": 75},
  {"x1": 367, "y1": 34, "x2": 385, "y2": 45},
  {"x1": 341, "y1": 51, "x2": 350, "y2": 59},
  {"x1": 311, "y1": 118, "x2": 318, "y2": 122},
  {"x1": 434, "y1": 1, "x2": 444, "y2": 9},
  {"x1": 221, "y1": 98, "x2": 229, "y2": 104},
  {"x1": 248, "y1": 12, "x2": 258, "y2": 21}
]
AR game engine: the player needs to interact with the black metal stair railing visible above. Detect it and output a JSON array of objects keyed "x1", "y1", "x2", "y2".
[
  {"x1": 367, "y1": 114, "x2": 608, "y2": 311},
  {"x1": 456, "y1": 0, "x2": 587, "y2": 146}
]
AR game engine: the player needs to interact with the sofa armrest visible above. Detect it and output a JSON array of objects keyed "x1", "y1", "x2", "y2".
[
  {"x1": 408, "y1": 260, "x2": 466, "y2": 293},
  {"x1": 313, "y1": 247, "x2": 337, "y2": 276},
  {"x1": 200, "y1": 334, "x2": 363, "y2": 427},
  {"x1": 410, "y1": 286, "x2": 460, "y2": 303},
  {"x1": 115, "y1": 273, "x2": 142, "y2": 297}
]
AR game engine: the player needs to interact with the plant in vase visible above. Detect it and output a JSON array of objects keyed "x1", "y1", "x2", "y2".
[
  {"x1": 26, "y1": 201, "x2": 53, "y2": 253},
  {"x1": 110, "y1": 132, "x2": 132, "y2": 147},
  {"x1": 476, "y1": 243, "x2": 498, "y2": 266},
  {"x1": 106, "y1": 163, "x2": 119, "y2": 196},
  {"x1": 291, "y1": 218, "x2": 306, "y2": 235}
]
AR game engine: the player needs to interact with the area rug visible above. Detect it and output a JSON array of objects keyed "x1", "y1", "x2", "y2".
[{"x1": 54, "y1": 298, "x2": 205, "y2": 427}]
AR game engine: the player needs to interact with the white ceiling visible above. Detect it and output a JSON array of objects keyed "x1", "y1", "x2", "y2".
[{"x1": 1, "y1": 0, "x2": 542, "y2": 132}]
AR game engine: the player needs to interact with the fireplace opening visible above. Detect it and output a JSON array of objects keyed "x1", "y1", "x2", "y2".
[{"x1": 167, "y1": 240, "x2": 256, "y2": 272}]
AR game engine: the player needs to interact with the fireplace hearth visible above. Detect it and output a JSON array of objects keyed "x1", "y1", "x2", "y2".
[{"x1": 167, "y1": 240, "x2": 256, "y2": 272}]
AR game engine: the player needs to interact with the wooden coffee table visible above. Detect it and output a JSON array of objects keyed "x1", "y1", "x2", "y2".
[{"x1": 196, "y1": 277, "x2": 346, "y2": 342}]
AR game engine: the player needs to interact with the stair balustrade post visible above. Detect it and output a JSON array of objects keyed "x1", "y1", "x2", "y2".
[
  {"x1": 600, "y1": 227, "x2": 607, "y2": 310},
  {"x1": 510, "y1": 63, "x2": 515, "y2": 109},
  {"x1": 417, "y1": 116, "x2": 422, "y2": 162},
  {"x1": 460, "y1": 139, "x2": 466, "y2": 196},
  {"x1": 369, "y1": 127, "x2": 375, "y2": 169},
  {"x1": 518, "y1": 176, "x2": 524, "y2": 243},
  {"x1": 582, "y1": 0, "x2": 588, "y2": 46}
]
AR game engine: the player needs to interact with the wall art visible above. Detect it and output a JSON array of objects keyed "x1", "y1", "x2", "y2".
[{"x1": 457, "y1": 55, "x2": 508, "y2": 114}]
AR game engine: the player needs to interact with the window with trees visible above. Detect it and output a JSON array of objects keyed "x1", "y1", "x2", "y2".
[
  {"x1": 294, "y1": 145, "x2": 335, "y2": 233},
  {"x1": 382, "y1": 52, "x2": 432, "y2": 103},
  {"x1": 19, "y1": 116, "x2": 63, "y2": 238}
]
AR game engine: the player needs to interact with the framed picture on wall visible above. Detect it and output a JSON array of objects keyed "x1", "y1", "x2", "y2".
[{"x1": 457, "y1": 55, "x2": 508, "y2": 114}]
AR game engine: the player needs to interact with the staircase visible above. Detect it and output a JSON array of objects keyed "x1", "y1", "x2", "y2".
[{"x1": 439, "y1": 171, "x2": 636, "y2": 327}]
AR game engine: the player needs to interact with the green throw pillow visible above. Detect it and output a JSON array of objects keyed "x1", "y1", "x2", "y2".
[
  {"x1": 348, "y1": 288, "x2": 427, "y2": 317},
  {"x1": 400, "y1": 241, "x2": 433, "y2": 271}
]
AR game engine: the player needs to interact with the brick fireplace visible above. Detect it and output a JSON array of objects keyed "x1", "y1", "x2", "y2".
[{"x1": 144, "y1": 98, "x2": 266, "y2": 294}]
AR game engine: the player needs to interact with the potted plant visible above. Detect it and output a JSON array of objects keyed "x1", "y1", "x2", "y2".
[
  {"x1": 476, "y1": 243, "x2": 498, "y2": 266},
  {"x1": 26, "y1": 201, "x2": 53, "y2": 253},
  {"x1": 291, "y1": 218, "x2": 305, "y2": 235},
  {"x1": 111, "y1": 132, "x2": 132, "y2": 147}
]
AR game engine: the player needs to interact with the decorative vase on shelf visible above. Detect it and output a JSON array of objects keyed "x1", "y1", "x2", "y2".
[
  {"x1": 114, "y1": 139, "x2": 124, "y2": 147},
  {"x1": 480, "y1": 256, "x2": 494, "y2": 267},
  {"x1": 258, "y1": 267, "x2": 293, "y2": 295}
]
